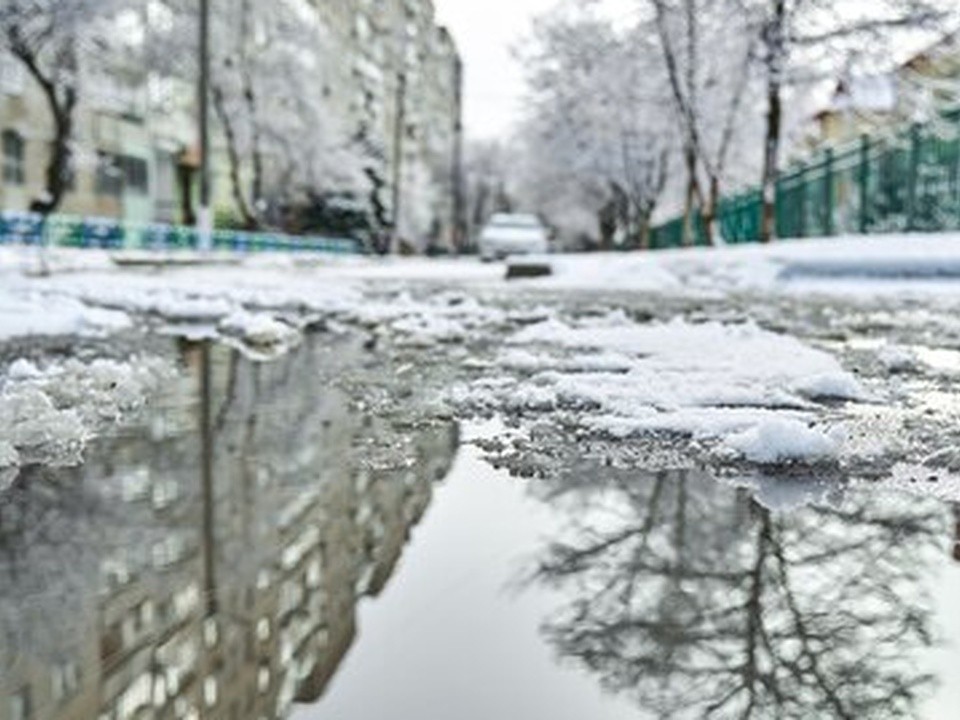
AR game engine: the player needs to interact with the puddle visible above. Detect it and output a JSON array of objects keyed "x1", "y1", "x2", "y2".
[
  {"x1": 0, "y1": 334, "x2": 457, "y2": 720},
  {"x1": 2, "y1": 335, "x2": 960, "y2": 720}
]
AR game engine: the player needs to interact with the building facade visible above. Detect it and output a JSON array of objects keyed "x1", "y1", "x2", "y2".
[
  {"x1": 0, "y1": 0, "x2": 463, "y2": 250},
  {"x1": 312, "y1": 0, "x2": 463, "y2": 250},
  {"x1": 799, "y1": 31, "x2": 960, "y2": 153},
  {"x1": 0, "y1": 51, "x2": 196, "y2": 226}
]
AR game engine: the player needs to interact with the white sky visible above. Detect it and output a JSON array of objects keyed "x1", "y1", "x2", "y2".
[
  {"x1": 434, "y1": 0, "x2": 557, "y2": 141},
  {"x1": 434, "y1": 0, "x2": 637, "y2": 141}
]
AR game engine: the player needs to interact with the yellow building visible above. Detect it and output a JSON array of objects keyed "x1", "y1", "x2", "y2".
[
  {"x1": 801, "y1": 30, "x2": 960, "y2": 153},
  {"x1": 0, "y1": 53, "x2": 197, "y2": 225}
]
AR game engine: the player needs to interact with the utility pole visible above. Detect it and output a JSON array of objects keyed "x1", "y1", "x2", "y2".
[
  {"x1": 198, "y1": 0, "x2": 213, "y2": 251},
  {"x1": 451, "y1": 56, "x2": 465, "y2": 253}
]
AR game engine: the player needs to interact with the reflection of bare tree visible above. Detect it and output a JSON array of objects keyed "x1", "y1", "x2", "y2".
[
  {"x1": 532, "y1": 468, "x2": 946, "y2": 719},
  {"x1": 952, "y1": 504, "x2": 960, "y2": 562}
]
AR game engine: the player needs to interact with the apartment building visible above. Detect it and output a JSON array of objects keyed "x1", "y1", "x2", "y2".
[
  {"x1": 309, "y1": 0, "x2": 463, "y2": 249},
  {"x1": 0, "y1": 48, "x2": 197, "y2": 226},
  {"x1": 0, "y1": 0, "x2": 463, "y2": 249}
]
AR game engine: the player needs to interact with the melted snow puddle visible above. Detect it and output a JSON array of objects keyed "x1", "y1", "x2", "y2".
[
  {"x1": 301, "y1": 430, "x2": 960, "y2": 720},
  {"x1": 3, "y1": 336, "x2": 960, "y2": 720}
]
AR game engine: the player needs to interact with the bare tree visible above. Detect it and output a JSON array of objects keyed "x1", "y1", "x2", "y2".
[
  {"x1": 462, "y1": 139, "x2": 516, "y2": 245},
  {"x1": 647, "y1": 0, "x2": 760, "y2": 245},
  {"x1": 521, "y1": 5, "x2": 674, "y2": 249},
  {"x1": 150, "y1": 0, "x2": 368, "y2": 231},
  {"x1": 0, "y1": 0, "x2": 127, "y2": 214}
]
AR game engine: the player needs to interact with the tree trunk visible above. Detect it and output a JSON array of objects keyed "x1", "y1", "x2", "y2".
[
  {"x1": 639, "y1": 213, "x2": 651, "y2": 251},
  {"x1": 240, "y1": 0, "x2": 264, "y2": 225},
  {"x1": 11, "y1": 41, "x2": 77, "y2": 215},
  {"x1": 212, "y1": 84, "x2": 259, "y2": 230},
  {"x1": 32, "y1": 100, "x2": 75, "y2": 215},
  {"x1": 239, "y1": 2, "x2": 263, "y2": 213},
  {"x1": 681, "y1": 145, "x2": 697, "y2": 247},
  {"x1": 702, "y1": 175, "x2": 720, "y2": 246},
  {"x1": 598, "y1": 200, "x2": 617, "y2": 251},
  {"x1": 760, "y1": 0, "x2": 786, "y2": 244},
  {"x1": 760, "y1": 78, "x2": 782, "y2": 243}
]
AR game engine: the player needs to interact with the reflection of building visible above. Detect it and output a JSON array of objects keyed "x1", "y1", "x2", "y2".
[{"x1": 0, "y1": 333, "x2": 459, "y2": 720}]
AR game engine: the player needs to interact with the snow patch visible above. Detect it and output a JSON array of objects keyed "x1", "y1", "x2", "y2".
[
  {"x1": 726, "y1": 418, "x2": 843, "y2": 465},
  {"x1": 0, "y1": 356, "x2": 175, "y2": 470},
  {"x1": 878, "y1": 344, "x2": 919, "y2": 373},
  {"x1": 220, "y1": 311, "x2": 299, "y2": 349},
  {"x1": 455, "y1": 315, "x2": 865, "y2": 463},
  {"x1": 0, "y1": 290, "x2": 131, "y2": 341}
]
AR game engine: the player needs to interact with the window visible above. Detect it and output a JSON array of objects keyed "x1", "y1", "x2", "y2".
[
  {"x1": 62, "y1": 148, "x2": 76, "y2": 192},
  {"x1": 96, "y1": 152, "x2": 123, "y2": 196},
  {"x1": 121, "y1": 155, "x2": 149, "y2": 195},
  {"x1": 96, "y1": 153, "x2": 149, "y2": 196},
  {"x1": 0, "y1": 63, "x2": 25, "y2": 95},
  {"x1": 3, "y1": 130, "x2": 25, "y2": 185}
]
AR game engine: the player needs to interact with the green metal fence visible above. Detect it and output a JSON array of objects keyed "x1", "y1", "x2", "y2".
[
  {"x1": 650, "y1": 109, "x2": 960, "y2": 248},
  {"x1": 0, "y1": 211, "x2": 362, "y2": 254}
]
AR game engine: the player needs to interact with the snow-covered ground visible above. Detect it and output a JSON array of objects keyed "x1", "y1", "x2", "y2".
[
  {"x1": 3, "y1": 232, "x2": 960, "y2": 481},
  {"x1": 456, "y1": 313, "x2": 861, "y2": 460}
]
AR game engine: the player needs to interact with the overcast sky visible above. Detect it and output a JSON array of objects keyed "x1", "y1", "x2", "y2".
[
  {"x1": 433, "y1": 0, "x2": 557, "y2": 141},
  {"x1": 434, "y1": 0, "x2": 636, "y2": 141}
]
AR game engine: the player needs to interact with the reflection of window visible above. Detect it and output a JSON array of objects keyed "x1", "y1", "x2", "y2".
[
  {"x1": 51, "y1": 663, "x2": 80, "y2": 703},
  {"x1": 10, "y1": 688, "x2": 31, "y2": 720},
  {"x1": 3, "y1": 130, "x2": 25, "y2": 185}
]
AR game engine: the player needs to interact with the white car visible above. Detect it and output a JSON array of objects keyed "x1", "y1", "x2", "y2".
[{"x1": 478, "y1": 214, "x2": 549, "y2": 261}]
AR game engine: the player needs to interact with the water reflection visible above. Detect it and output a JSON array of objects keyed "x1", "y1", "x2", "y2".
[
  {"x1": 0, "y1": 335, "x2": 458, "y2": 720},
  {"x1": 530, "y1": 467, "x2": 949, "y2": 719}
]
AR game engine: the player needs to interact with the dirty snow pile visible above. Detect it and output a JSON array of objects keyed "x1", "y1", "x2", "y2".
[
  {"x1": 346, "y1": 291, "x2": 508, "y2": 348},
  {"x1": 0, "y1": 288, "x2": 131, "y2": 341},
  {"x1": 219, "y1": 310, "x2": 301, "y2": 356},
  {"x1": 451, "y1": 310, "x2": 865, "y2": 465},
  {"x1": 38, "y1": 269, "x2": 364, "y2": 321},
  {"x1": 0, "y1": 356, "x2": 175, "y2": 481},
  {"x1": 534, "y1": 233, "x2": 960, "y2": 296},
  {"x1": 0, "y1": 261, "x2": 373, "y2": 355}
]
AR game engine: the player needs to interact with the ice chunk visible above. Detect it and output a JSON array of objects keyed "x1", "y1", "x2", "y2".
[
  {"x1": 726, "y1": 418, "x2": 842, "y2": 465},
  {"x1": 878, "y1": 344, "x2": 918, "y2": 373},
  {"x1": 220, "y1": 311, "x2": 298, "y2": 348},
  {"x1": 6, "y1": 358, "x2": 42, "y2": 381}
]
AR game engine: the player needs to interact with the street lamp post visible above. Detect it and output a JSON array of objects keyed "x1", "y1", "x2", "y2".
[{"x1": 198, "y1": 0, "x2": 212, "y2": 251}]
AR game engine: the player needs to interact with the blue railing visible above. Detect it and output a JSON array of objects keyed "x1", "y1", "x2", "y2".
[{"x1": 0, "y1": 211, "x2": 362, "y2": 254}]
